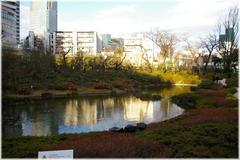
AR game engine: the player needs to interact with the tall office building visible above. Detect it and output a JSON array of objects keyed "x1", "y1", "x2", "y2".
[
  {"x1": 100, "y1": 34, "x2": 112, "y2": 50},
  {"x1": 16, "y1": 1, "x2": 19, "y2": 43},
  {"x1": 30, "y1": 0, "x2": 57, "y2": 36},
  {"x1": 1, "y1": 0, "x2": 20, "y2": 46},
  {"x1": 29, "y1": 0, "x2": 57, "y2": 52}
]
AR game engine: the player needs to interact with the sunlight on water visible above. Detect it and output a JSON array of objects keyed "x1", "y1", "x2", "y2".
[{"x1": 2, "y1": 86, "x2": 190, "y2": 137}]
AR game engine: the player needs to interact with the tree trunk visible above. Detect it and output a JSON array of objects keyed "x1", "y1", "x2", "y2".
[{"x1": 203, "y1": 52, "x2": 212, "y2": 71}]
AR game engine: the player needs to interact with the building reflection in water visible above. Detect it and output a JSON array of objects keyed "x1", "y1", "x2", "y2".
[
  {"x1": 64, "y1": 100, "x2": 97, "y2": 127},
  {"x1": 3, "y1": 86, "x2": 186, "y2": 137},
  {"x1": 61, "y1": 96, "x2": 183, "y2": 130},
  {"x1": 153, "y1": 98, "x2": 184, "y2": 122},
  {"x1": 123, "y1": 98, "x2": 153, "y2": 122}
]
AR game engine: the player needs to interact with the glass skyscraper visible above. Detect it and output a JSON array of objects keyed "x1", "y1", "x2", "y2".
[
  {"x1": 30, "y1": 0, "x2": 57, "y2": 37},
  {"x1": 1, "y1": 0, "x2": 20, "y2": 45}
]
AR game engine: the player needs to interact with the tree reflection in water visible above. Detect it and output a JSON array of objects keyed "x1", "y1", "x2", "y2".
[{"x1": 3, "y1": 86, "x2": 189, "y2": 137}]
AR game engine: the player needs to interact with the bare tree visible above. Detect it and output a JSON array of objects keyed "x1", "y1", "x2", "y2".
[
  {"x1": 217, "y1": 6, "x2": 239, "y2": 72},
  {"x1": 112, "y1": 48, "x2": 127, "y2": 70},
  {"x1": 184, "y1": 39, "x2": 203, "y2": 74},
  {"x1": 58, "y1": 41, "x2": 73, "y2": 67},
  {"x1": 138, "y1": 45, "x2": 153, "y2": 72},
  {"x1": 72, "y1": 50, "x2": 85, "y2": 72},
  {"x1": 200, "y1": 34, "x2": 218, "y2": 71},
  {"x1": 145, "y1": 28, "x2": 178, "y2": 65}
]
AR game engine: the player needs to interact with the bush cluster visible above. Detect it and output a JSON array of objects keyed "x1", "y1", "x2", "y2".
[{"x1": 171, "y1": 93, "x2": 197, "y2": 109}]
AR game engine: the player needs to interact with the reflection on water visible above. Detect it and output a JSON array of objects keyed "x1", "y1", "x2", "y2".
[{"x1": 2, "y1": 86, "x2": 189, "y2": 137}]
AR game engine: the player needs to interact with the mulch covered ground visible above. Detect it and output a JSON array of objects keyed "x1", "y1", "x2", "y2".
[
  {"x1": 54, "y1": 132, "x2": 172, "y2": 158},
  {"x1": 147, "y1": 108, "x2": 238, "y2": 131},
  {"x1": 196, "y1": 89, "x2": 238, "y2": 107}
]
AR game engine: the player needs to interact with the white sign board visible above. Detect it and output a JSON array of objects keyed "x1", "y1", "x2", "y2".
[{"x1": 38, "y1": 149, "x2": 73, "y2": 159}]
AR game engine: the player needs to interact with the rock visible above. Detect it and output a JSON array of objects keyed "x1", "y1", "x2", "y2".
[
  {"x1": 41, "y1": 92, "x2": 53, "y2": 98},
  {"x1": 186, "y1": 101, "x2": 195, "y2": 108},
  {"x1": 67, "y1": 91, "x2": 78, "y2": 97},
  {"x1": 136, "y1": 122, "x2": 147, "y2": 131},
  {"x1": 190, "y1": 86, "x2": 199, "y2": 91},
  {"x1": 109, "y1": 127, "x2": 123, "y2": 132},
  {"x1": 124, "y1": 124, "x2": 138, "y2": 133},
  {"x1": 110, "y1": 90, "x2": 117, "y2": 96},
  {"x1": 218, "y1": 78, "x2": 227, "y2": 86}
]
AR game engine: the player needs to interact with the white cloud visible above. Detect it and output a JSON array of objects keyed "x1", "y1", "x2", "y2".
[
  {"x1": 96, "y1": 5, "x2": 136, "y2": 19},
  {"x1": 164, "y1": 0, "x2": 238, "y2": 36},
  {"x1": 34, "y1": 0, "x2": 240, "y2": 40},
  {"x1": 59, "y1": 17, "x2": 138, "y2": 36},
  {"x1": 59, "y1": 4, "x2": 139, "y2": 36}
]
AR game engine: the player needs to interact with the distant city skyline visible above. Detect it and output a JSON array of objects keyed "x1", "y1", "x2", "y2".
[{"x1": 20, "y1": 0, "x2": 238, "y2": 40}]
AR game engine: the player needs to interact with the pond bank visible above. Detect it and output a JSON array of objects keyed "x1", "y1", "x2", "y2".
[
  {"x1": 3, "y1": 82, "x2": 200, "y2": 105},
  {"x1": 2, "y1": 87, "x2": 238, "y2": 158},
  {"x1": 2, "y1": 88, "x2": 128, "y2": 105},
  {"x1": 2, "y1": 83, "x2": 175, "y2": 105}
]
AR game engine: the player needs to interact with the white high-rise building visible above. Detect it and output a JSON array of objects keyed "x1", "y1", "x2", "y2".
[
  {"x1": 29, "y1": 0, "x2": 57, "y2": 52},
  {"x1": 30, "y1": 0, "x2": 57, "y2": 36}
]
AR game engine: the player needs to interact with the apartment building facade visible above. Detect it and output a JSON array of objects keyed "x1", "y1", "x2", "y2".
[
  {"x1": 1, "y1": 0, "x2": 20, "y2": 46},
  {"x1": 52, "y1": 31, "x2": 102, "y2": 55}
]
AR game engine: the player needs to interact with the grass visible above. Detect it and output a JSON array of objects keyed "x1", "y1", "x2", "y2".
[
  {"x1": 2, "y1": 135, "x2": 66, "y2": 158},
  {"x1": 2, "y1": 133, "x2": 101, "y2": 158},
  {"x1": 138, "y1": 123, "x2": 238, "y2": 158}
]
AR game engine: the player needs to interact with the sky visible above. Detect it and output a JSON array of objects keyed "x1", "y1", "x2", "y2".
[{"x1": 20, "y1": 0, "x2": 239, "y2": 40}]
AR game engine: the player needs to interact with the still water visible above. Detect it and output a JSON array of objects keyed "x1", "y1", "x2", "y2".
[{"x1": 2, "y1": 86, "x2": 190, "y2": 137}]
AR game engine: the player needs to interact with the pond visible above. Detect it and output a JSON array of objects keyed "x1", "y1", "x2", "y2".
[{"x1": 2, "y1": 86, "x2": 190, "y2": 137}]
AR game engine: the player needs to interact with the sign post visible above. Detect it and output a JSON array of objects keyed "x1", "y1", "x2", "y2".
[{"x1": 38, "y1": 149, "x2": 73, "y2": 159}]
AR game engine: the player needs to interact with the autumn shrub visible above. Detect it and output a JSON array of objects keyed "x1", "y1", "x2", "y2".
[
  {"x1": 16, "y1": 87, "x2": 32, "y2": 95},
  {"x1": 159, "y1": 72, "x2": 201, "y2": 84},
  {"x1": 93, "y1": 82, "x2": 112, "y2": 90},
  {"x1": 112, "y1": 80, "x2": 131, "y2": 90},
  {"x1": 47, "y1": 82, "x2": 78, "y2": 91}
]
